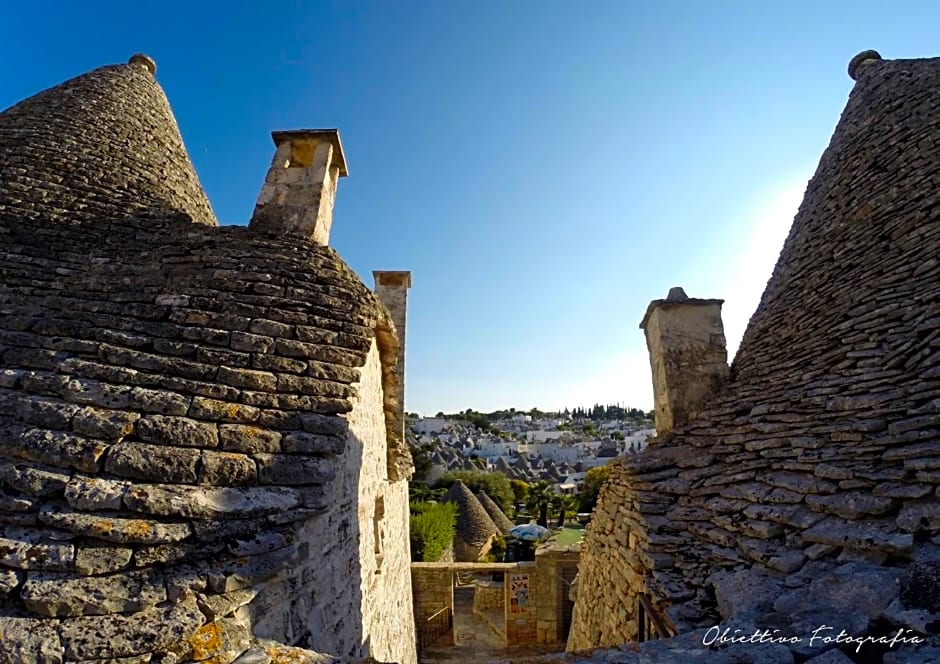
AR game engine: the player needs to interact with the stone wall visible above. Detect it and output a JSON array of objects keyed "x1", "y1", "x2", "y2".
[
  {"x1": 473, "y1": 579, "x2": 504, "y2": 611},
  {"x1": 505, "y1": 566, "x2": 537, "y2": 645},
  {"x1": 568, "y1": 53, "x2": 940, "y2": 655},
  {"x1": 411, "y1": 565, "x2": 455, "y2": 648},
  {"x1": 247, "y1": 343, "x2": 416, "y2": 664},
  {"x1": 533, "y1": 545, "x2": 580, "y2": 645},
  {"x1": 352, "y1": 344, "x2": 417, "y2": 664},
  {"x1": 413, "y1": 556, "x2": 579, "y2": 653},
  {"x1": 373, "y1": 272, "x2": 413, "y2": 482},
  {"x1": 567, "y1": 459, "x2": 679, "y2": 649}
]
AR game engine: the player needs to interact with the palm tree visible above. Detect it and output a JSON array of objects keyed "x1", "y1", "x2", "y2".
[
  {"x1": 554, "y1": 494, "x2": 577, "y2": 527},
  {"x1": 525, "y1": 480, "x2": 555, "y2": 528}
]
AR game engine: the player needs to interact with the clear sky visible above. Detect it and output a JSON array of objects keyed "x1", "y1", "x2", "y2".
[{"x1": 3, "y1": 1, "x2": 939, "y2": 415}]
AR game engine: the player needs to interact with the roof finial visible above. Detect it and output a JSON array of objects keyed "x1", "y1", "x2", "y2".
[
  {"x1": 848, "y1": 49, "x2": 882, "y2": 81},
  {"x1": 128, "y1": 53, "x2": 157, "y2": 76},
  {"x1": 666, "y1": 286, "x2": 689, "y2": 302}
]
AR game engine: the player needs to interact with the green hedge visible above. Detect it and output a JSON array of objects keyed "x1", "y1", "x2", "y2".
[{"x1": 410, "y1": 501, "x2": 457, "y2": 562}]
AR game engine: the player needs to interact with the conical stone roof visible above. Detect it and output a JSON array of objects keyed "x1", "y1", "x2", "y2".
[
  {"x1": 442, "y1": 481, "x2": 499, "y2": 546},
  {"x1": 0, "y1": 55, "x2": 217, "y2": 226},
  {"x1": 570, "y1": 51, "x2": 940, "y2": 652},
  {"x1": 731, "y1": 54, "x2": 940, "y2": 394},
  {"x1": 476, "y1": 491, "x2": 515, "y2": 535}
]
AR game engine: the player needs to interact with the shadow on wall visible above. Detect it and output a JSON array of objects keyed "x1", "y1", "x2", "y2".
[
  {"x1": 244, "y1": 417, "x2": 369, "y2": 656},
  {"x1": 236, "y1": 342, "x2": 416, "y2": 663}
]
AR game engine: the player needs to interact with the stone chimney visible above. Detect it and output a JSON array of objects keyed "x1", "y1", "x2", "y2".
[
  {"x1": 373, "y1": 271, "x2": 413, "y2": 481},
  {"x1": 640, "y1": 287, "x2": 728, "y2": 436},
  {"x1": 249, "y1": 129, "x2": 348, "y2": 245}
]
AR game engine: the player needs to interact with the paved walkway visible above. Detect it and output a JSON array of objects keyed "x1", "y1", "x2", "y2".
[{"x1": 420, "y1": 587, "x2": 565, "y2": 663}]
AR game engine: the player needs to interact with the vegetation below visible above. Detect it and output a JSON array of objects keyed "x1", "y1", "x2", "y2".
[
  {"x1": 409, "y1": 501, "x2": 457, "y2": 562},
  {"x1": 576, "y1": 465, "x2": 611, "y2": 514}
]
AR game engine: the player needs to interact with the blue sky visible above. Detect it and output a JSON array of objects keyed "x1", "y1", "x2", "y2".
[{"x1": 3, "y1": 1, "x2": 939, "y2": 415}]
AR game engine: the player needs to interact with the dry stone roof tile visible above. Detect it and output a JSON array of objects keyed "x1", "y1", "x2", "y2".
[{"x1": 0, "y1": 59, "x2": 217, "y2": 226}]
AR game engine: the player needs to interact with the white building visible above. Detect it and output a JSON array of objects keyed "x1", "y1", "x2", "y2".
[
  {"x1": 412, "y1": 417, "x2": 451, "y2": 435},
  {"x1": 474, "y1": 440, "x2": 520, "y2": 459},
  {"x1": 527, "y1": 430, "x2": 573, "y2": 443}
]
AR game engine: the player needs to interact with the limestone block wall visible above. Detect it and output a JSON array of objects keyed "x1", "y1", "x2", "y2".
[
  {"x1": 473, "y1": 580, "x2": 504, "y2": 611},
  {"x1": 249, "y1": 343, "x2": 416, "y2": 664},
  {"x1": 534, "y1": 546, "x2": 580, "y2": 645},
  {"x1": 411, "y1": 567, "x2": 454, "y2": 622},
  {"x1": 413, "y1": 557, "x2": 576, "y2": 652},
  {"x1": 352, "y1": 343, "x2": 417, "y2": 664},
  {"x1": 411, "y1": 566, "x2": 455, "y2": 647},
  {"x1": 373, "y1": 272, "x2": 413, "y2": 481}
]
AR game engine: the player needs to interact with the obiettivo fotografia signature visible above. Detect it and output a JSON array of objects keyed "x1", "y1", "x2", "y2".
[{"x1": 702, "y1": 625, "x2": 925, "y2": 654}]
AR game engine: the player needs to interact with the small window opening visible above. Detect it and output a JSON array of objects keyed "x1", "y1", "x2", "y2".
[
  {"x1": 286, "y1": 141, "x2": 316, "y2": 168},
  {"x1": 373, "y1": 494, "x2": 386, "y2": 574}
]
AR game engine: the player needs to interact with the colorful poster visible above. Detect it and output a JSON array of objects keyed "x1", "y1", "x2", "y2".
[{"x1": 509, "y1": 573, "x2": 529, "y2": 613}]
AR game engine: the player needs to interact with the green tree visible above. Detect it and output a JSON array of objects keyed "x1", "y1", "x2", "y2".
[
  {"x1": 577, "y1": 465, "x2": 611, "y2": 513},
  {"x1": 509, "y1": 479, "x2": 530, "y2": 510},
  {"x1": 450, "y1": 410, "x2": 493, "y2": 433},
  {"x1": 409, "y1": 483, "x2": 446, "y2": 503}
]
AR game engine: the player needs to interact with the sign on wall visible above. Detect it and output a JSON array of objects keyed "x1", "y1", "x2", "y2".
[{"x1": 509, "y1": 573, "x2": 529, "y2": 613}]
